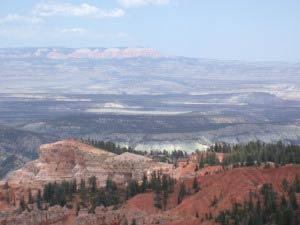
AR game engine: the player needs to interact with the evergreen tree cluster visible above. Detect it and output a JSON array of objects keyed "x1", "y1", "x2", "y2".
[
  {"x1": 82, "y1": 139, "x2": 188, "y2": 164},
  {"x1": 126, "y1": 172, "x2": 177, "y2": 210},
  {"x1": 216, "y1": 176, "x2": 300, "y2": 225},
  {"x1": 177, "y1": 183, "x2": 186, "y2": 205},
  {"x1": 193, "y1": 176, "x2": 200, "y2": 193},
  {"x1": 210, "y1": 142, "x2": 232, "y2": 153},
  {"x1": 17, "y1": 177, "x2": 122, "y2": 213},
  {"x1": 146, "y1": 171, "x2": 176, "y2": 210},
  {"x1": 150, "y1": 149, "x2": 188, "y2": 164},
  {"x1": 198, "y1": 151, "x2": 219, "y2": 168},
  {"x1": 82, "y1": 139, "x2": 145, "y2": 155},
  {"x1": 18, "y1": 180, "x2": 76, "y2": 212},
  {"x1": 222, "y1": 141, "x2": 300, "y2": 167},
  {"x1": 89, "y1": 178, "x2": 121, "y2": 212},
  {"x1": 17, "y1": 173, "x2": 177, "y2": 213},
  {"x1": 43, "y1": 180, "x2": 77, "y2": 207},
  {"x1": 199, "y1": 141, "x2": 300, "y2": 168}
]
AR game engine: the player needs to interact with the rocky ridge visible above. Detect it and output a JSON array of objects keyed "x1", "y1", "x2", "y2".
[{"x1": 4, "y1": 139, "x2": 173, "y2": 190}]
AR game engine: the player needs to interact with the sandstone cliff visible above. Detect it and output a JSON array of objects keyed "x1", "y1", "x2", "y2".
[
  {"x1": 0, "y1": 206, "x2": 69, "y2": 225},
  {"x1": 4, "y1": 140, "x2": 173, "y2": 190}
]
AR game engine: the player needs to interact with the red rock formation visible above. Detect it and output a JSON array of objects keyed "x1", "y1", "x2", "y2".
[
  {"x1": 167, "y1": 165, "x2": 300, "y2": 223},
  {"x1": 116, "y1": 165, "x2": 300, "y2": 225},
  {"x1": 0, "y1": 206, "x2": 69, "y2": 225},
  {"x1": 4, "y1": 140, "x2": 173, "y2": 189},
  {"x1": 2, "y1": 140, "x2": 300, "y2": 225}
]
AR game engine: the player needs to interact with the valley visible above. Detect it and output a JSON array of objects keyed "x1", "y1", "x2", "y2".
[
  {"x1": 1, "y1": 48, "x2": 300, "y2": 178},
  {"x1": 0, "y1": 48, "x2": 300, "y2": 225}
]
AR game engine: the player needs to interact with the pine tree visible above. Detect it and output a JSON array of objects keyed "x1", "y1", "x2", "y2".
[
  {"x1": 162, "y1": 189, "x2": 168, "y2": 210},
  {"x1": 88, "y1": 176, "x2": 97, "y2": 193},
  {"x1": 154, "y1": 191, "x2": 162, "y2": 209},
  {"x1": 199, "y1": 154, "x2": 205, "y2": 168},
  {"x1": 256, "y1": 199, "x2": 261, "y2": 215},
  {"x1": 216, "y1": 211, "x2": 227, "y2": 225},
  {"x1": 95, "y1": 189, "x2": 107, "y2": 207},
  {"x1": 5, "y1": 191, "x2": 10, "y2": 204},
  {"x1": 131, "y1": 218, "x2": 137, "y2": 225},
  {"x1": 289, "y1": 190, "x2": 299, "y2": 210},
  {"x1": 127, "y1": 180, "x2": 139, "y2": 199},
  {"x1": 281, "y1": 208, "x2": 293, "y2": 225},
  {"x1": 153, "y1": 176, "x2": 162, "y2": 209},
  {"x1": 28, "y1": 189, "x2": 34, "y2": 205},
  {"x1": 193, "y1": 177, "x2": 200, "y2": 193},
  {"x1": 71, "y1": 179, "x2": 77, "y2": 193},
  {"x1": 106, "y1": 178, "x2": 115, "y2": 192},
  {"x1": 282, "y1": 178, "x2": 289, "y2": 192},
  {"x1": 210, "y1": 196, "x2": 218, "y2": 207},
  {"x1": 177, "y1": 183, "x2": 186, "y2": 204},
  {"x1": 80, "y1": 179, "x2": 86, "y2": 191},
  {"x1": 141, "y1": 174, "x2": 148, "y2": 193},
  {"x1": 36, "y1": 190, "x2": 42, "y2": 210},
  {"x1": 248, "y1": 192, "x2": 254, "y2": 212},
  {"x1": 101, "y1": 178, "x2": 119, "y2": 206},
  {"x1": 293, "y1": 175, "x2": 300, "y2": 193},
  {"x1": 280, "y1": 195, "x2": 288, "y2": 210},
  {"x1": 121, "y1": 218, "x2": 128, "y2": 225},
  {"x1": 19, "y1": 196, "x2": 26, "y2": 211},
  {"x1": 55, "y1": 184, "x2": 67, "y2": 207}
]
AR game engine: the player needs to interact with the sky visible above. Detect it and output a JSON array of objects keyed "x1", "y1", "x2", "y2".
[{"x1": 0, "y1": 0, "x2": 299, "y2": 61}]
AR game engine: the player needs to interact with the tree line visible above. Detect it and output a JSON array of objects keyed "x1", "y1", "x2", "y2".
[
  {"x1": 195, "y1": 141, "x2": 300, "y2": 168},
  {"x1": 221, "y1": 141, "x2": 300, "y2": 167},
  {"x1": 15, "y1": 172, "x2": 178, "y2": 213},
  {"x1": 82, "y1": 138, "x2": 188, "y2": 165},
  {"x1": 81, "y1": 139, "x2": 146, "y2": 155}
]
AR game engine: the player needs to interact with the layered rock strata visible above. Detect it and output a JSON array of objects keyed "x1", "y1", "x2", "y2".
[
  {"x1": 0, "y1": 206, "x2": 69, "y2": 225},
  {"x1": 4, "y1": 140, "x2": 174, "y2": 189}
]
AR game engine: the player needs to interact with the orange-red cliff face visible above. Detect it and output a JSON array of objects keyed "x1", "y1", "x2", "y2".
[
  {"x1": 3, "y1": 139, "x2": 173, "y2": 192},
  {"x1": 0, "y1": 140, "x2": 175, "y2": 225}
]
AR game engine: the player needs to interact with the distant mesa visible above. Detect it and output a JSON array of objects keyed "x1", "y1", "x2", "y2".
[
  {"x1": 0, "y1": 47, "x2": 162, "y2": 59},
  {"x1": 103, "y1": 102, "x2": 127, "y2": 108}
]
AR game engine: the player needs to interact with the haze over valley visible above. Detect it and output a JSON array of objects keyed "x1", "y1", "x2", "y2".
[{"x1": 0, "y1": 47, "x2": 300, "y2": 179}]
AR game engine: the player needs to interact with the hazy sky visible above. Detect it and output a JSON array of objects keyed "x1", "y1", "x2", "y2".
[{"x1": 0, "y1": 0, "x2": 299, "y2": 61}]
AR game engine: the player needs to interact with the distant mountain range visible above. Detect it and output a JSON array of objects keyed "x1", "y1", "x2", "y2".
[{"x1": 0, "y1": 47, "x2": 300, "y2": 98}]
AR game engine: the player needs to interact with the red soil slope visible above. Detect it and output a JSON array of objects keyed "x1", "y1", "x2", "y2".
[
  {"x1": 125, "y1": 165, "x2": 300, "y2": 225},
  {"x1": 172, "y1": 165, "x2": 300, "y2": 217}
]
